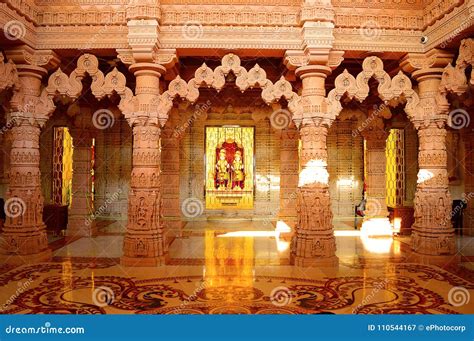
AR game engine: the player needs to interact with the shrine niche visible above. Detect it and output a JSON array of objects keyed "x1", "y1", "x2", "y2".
[{"x1": 205, "y1": 126, "x2": 254, "y2": 209}]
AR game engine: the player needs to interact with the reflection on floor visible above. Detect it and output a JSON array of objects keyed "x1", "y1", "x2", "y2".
[{"x1": 0, "y1": 221, "x2": 473, "y2": 315}]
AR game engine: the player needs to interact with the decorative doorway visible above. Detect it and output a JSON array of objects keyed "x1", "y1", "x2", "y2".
[{"x1": 205, "y1": 126, "x2": 254, "y2": 210}]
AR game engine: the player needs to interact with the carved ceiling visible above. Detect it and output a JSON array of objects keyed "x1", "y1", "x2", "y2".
[{"x1": 0, "y1": 0, "x2": 471, "y2": 55}]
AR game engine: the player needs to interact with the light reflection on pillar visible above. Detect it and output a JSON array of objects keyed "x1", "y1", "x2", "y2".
[
  {"x1": 417, "y1": 169, "x2": 434, "y2": 184},
  {"x1": 298, "y1": 159, "x2": 329, "y2": 187}
]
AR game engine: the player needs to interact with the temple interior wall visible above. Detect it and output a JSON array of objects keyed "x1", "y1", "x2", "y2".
[{"x1": 327, "y1": 118, "x2": 364, "y2": 220}]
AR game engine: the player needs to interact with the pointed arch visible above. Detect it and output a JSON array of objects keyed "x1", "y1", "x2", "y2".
[
  {"x1": 327, "y1": 56, "x2": 419, "y2": 124},
  {"x1": 155, "y1": 53, "x2": 301, "y2": 124},
  {"x1": 35, "y1": 54, "x2": 135, "y2": 118}
]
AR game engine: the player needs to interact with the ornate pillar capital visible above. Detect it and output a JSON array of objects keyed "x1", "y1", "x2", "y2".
[
  {"x1": 401, "y1": 49, "x2": 453, "y2": 82},
  {"x1": 124, "y1": 61, "x2": 169, "y2": 128},
  {"x1": 5, "y1": 46, "x2": 60, "y2": 128},
  {"x1": 4, "y1": 46, "x2": 60, "y2": 73}
]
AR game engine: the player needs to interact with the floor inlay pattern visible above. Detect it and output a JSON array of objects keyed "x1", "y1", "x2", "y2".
[{"x1": 0, "y1": 260, "x2": 472, "y2": 315}]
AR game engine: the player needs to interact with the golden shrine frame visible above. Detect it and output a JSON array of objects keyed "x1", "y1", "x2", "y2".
[{"x1": 205, "y1": 126, "x2": 255, "y2": 210}]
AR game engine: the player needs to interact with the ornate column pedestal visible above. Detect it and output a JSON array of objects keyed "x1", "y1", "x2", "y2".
[
  {"x1": 0, "y1": 121, "x2": 51, "y2": 265},
  {"x1": 290, "y1": 64, "x2": 338, "y2": 267},
  {"x1": 411, "y1": 126, "x2": 455, "y2": 257},
  {"x1": 122, "y1": 123, "x2": 165, "y2": 266},
  {"x1": 401, "y1": 50, "x2": 456, "y2": 263},
  {"x1": 67, "y1": 128, "x2": 96, "y2": 238},
  {"x1": 361, "y1": 121, "x2": 392, "y2": 236}
]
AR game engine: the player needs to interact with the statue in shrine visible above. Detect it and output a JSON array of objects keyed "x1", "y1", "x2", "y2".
[
  {"x1": 215, "y1": 149, "x2": 230, "y2": 189},
  {"x1": 232, "y1": 150, "x2": 245, "y2": 189}
]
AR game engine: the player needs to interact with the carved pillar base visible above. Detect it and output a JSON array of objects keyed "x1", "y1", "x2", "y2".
[
  {"x1": 121, "y1": 124, "x2": 166, "y2": 267},
  {"x1": 412, "y1": 126, "x2": 455, "y2": 256},
  {"x1": 0, "y1": 249, "x2": 52, "y2": 266},
  {"x1": 0, "y1": 124, "x2": 51, "y2": 265},
  {"x1": 291, "y1": 124, "x2": 338, "y2": 267}
]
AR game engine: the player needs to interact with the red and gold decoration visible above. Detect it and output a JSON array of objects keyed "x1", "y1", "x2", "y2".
[{"x1": 205, "y1": 127, "x2": 254, "y2": 209}]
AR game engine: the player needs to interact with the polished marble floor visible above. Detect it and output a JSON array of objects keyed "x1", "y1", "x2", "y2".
[{"x1": 0, "y1": 220, "x2": 473, "y2": 315}]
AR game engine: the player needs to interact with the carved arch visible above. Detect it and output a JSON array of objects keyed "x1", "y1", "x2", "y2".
[
  {"x1": 327, "y1": 56, "x2": 419, "y2": 124},
  {"x1": 155, "y1": 53, "x2": 301, "y2": 124},
  {"x1": 437, "y1": 38, "x2": 474, "y2": 114},
  {"x1": 35, "y1": 54, "x2": 135, "y2": 119}
]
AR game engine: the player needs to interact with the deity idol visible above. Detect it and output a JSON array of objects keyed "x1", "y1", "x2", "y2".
[
  {"x1": 232, "y1": 150, "x2": 244, "y2": 189},
  {"x1": 215, "y1": 149, "x2": 230, "y2": 189}
]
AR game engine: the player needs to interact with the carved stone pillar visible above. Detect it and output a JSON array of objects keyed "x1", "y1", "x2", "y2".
[
  {"x1": 67, "y1": 128, "x2": 96, "y2": 238},
  {"x1": 463, "y1": 127, "x2": 474, "y2": 236},
  {"x1": 161, "y1": 119, "x2": 183, "y2": 242},
  {"x1": 278, "y1": 127, "x2": 299, "y2": 231},
  {"x1": 0, "y1": 63, "x2": 52, "y2": 265},
  {"x1": 121, "y1": 62, "x2": 166, "y2": 267},
  {"x1": 401, "y1": 50, "x2": 456, "y2": 257},
  {"x1": 291, "y1": 64, "x2": 338, "y2": 267},
  {"x1": 361, "y1": 117, "x2": 391, "y2": 234}
]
